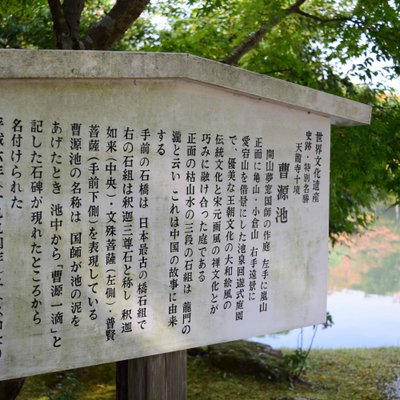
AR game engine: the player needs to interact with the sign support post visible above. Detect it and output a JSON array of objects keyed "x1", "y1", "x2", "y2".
[{"x1": 116, "y1": 351, "x2": 186, "y2": 400}]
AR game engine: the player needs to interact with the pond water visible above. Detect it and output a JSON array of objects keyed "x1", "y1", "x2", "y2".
[
  {"x1": 252, "y1": 207, "x2": 400, "y2": 349},
  {"x1": 252, "y1": 290, "x2": 400, "y2": 349}
]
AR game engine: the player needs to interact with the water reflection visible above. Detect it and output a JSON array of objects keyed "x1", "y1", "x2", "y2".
[
  {"x1": 253, "y1": 290, "x2": 400, "y2": 348},
  {"x1": 252, "y1": 206, "x2": 400, "y2": 348}
]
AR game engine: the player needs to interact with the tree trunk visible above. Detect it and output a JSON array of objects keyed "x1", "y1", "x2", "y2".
[{"x1": 48, "y1": 0, "x2": 150, "y2": 50}]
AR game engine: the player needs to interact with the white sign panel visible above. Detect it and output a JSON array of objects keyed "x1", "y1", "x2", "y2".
[{"x1": 0, "y1": 78, "x2": 330, "y2": 379}]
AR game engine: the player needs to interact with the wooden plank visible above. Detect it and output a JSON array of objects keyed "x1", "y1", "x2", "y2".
[
  {"x1": 147, "y1": 353, "x2": 165, "y2": 399},
  {"x1": 165, "y1": 351, "x2": 187, "y2": 400},
  {"x1": 116, "y1": 350, "x2": 186, "y2": 400}
]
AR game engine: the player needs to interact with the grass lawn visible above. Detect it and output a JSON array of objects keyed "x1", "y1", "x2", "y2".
[{"x1": 17, "y1": 345, "x2": 400, "y2": 400}]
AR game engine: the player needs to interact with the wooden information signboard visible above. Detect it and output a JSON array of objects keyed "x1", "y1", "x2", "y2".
[{"x1": 0, "y1": 50, "x2": 371, "y2": 380}]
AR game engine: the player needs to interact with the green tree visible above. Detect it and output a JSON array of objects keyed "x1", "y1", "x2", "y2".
[
  {"x1": 0, "y1": 0, "x2": 150, "y2": 50},
  {"x1": 1, "y1": 0, "x2": 400, "y2": 398}
]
